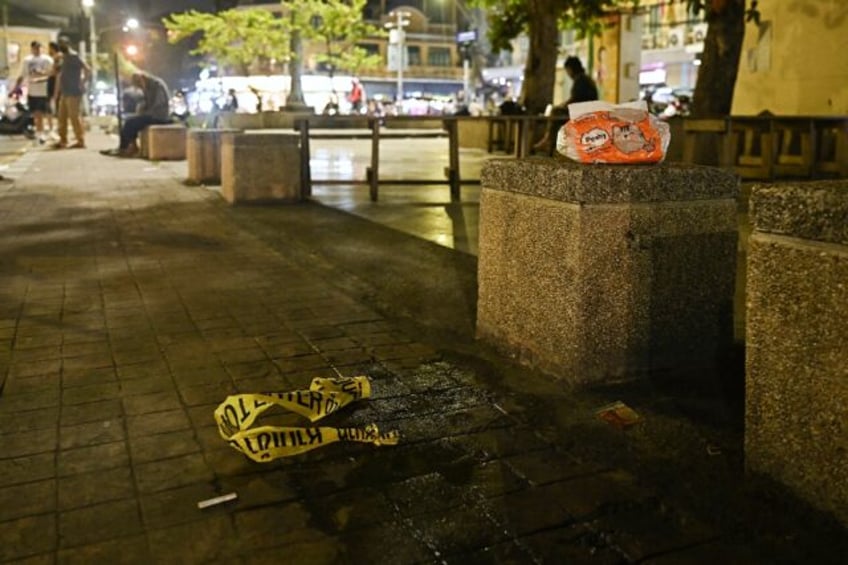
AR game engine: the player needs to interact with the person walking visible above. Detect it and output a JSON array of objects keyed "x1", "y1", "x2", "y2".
[
  {"x1": 347, "y1": 78, "x2": 364, "y2": 114},
  {"x1": 15, "y1": 41, "x2": 53, "y2": 144},
  {"x1": 101, "y1": 71, "x2": 172, "y2": 158},
  {"x1": 53, "y1": 41, "x2": 90, "y2": 149}
]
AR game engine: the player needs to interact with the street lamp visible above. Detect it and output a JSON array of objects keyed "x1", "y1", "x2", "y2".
[
  {"x1": 385, "y1": 10, "x2": 410, "y2": 106},
  {"x1": 81, "y1": 0, "x2": 98, "y2": 82}
]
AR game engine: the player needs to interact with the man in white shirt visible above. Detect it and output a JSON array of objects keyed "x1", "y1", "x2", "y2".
[{"x1": 15, "y1": 40, "x2": 54, "y2": 143}]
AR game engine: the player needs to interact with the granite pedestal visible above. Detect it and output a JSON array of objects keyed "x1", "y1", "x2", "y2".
[
  {"x1": 477, "y1": 159, "x2": 738, "y2": 383},
  {"x1": 746, "y1": 181, "x2": 848, "y2": 526},
  {"x1": 220, "y1": 132, "x2": 302, "y2": 205},
  {"x1": 186, "y1": 128, "x2": 239, "y2": 185},
  {"x1": 144, "y1": 124, "x2": 187, "y2": 161}
]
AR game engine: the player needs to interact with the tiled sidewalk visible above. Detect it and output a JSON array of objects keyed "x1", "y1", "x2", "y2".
[{"x1": 0, "y1": 135, "x2": 843, "y2": 564}]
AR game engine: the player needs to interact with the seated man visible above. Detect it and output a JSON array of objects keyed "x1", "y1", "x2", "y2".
[{"x1": 101, "y1": 71, "x2": 172, "y2": 157}]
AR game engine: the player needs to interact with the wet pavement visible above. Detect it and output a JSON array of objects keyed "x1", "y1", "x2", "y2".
[{"x1": 0, "y1": 130, "x2": 845, "y2": 564}]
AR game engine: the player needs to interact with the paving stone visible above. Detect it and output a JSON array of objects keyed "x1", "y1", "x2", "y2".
[
  {"x1": 126, "y1": 409, "x2": 192, "y2": 438},
  {"x1": 59, "y1": 419, "x2": 125, "y2": 450},
  {"x1": 122, "y1": 392, "x2": 182, "y2": 416},
  {"x1": 134, "y1": 453, "x2": 215, "y2": 494},
  {"x1": 404, "y1": 505, "x2": 512, "y2": 559},
  {"x1": 233, "y1": 502, "x2": 327, "y2": 552},
  {"x1": 117, "y1": 361, "x2": 171, "y2": 381},
  {"x1": 0, "y1": 479, "x2": 55, "y2": 521},
  {"x1": 483, "y1": 483, "x2": 575, "y2": 536},
  {"x1": 641, "y1": 540, "x2": 768, "y2": 564},
  {"x1": 58, "y1": 467, "x2": 135, "y2": 510},
  {"x1": 462, "y1": 459, "x2": 529, "y2": 499},
  {"x1": 2, "y1": 427, "x2": 58, "y2": 458},
  {"x1": 218, "y1": 469, "x2": 300, "y2": 509},
  {"x1": 61, "y1": 341, "x2": 112, "y2": 359},
  {"x1": 59, "y1": 498, "x2": 143, "y2": 548},
  {"x1": 119, "y1": 374, "x2": 175, "y2": 396},
  {"x1": 6, "y1": 552, "x2": 55, "y2": 565},
  {"x1": 61, "y1": 367, "x2": 118, "y2": 389},
  {"x1": 0, "y1": 514, "x2": 57, "y2": 561},
  {"x1": 384, "y1": 472, "x2": 470, "y2": 517},
  {"x1": 0, "y1": 387, "x2": 60, "y2": 412},
  {"x1": 542, "y1": 470, "x2": 654, "y2": 521},
  {"x1": 518, "y1": 525, "x2": 626, "y2": 565},
  {"x1": 61, "y1": 354, "x2": 114, "y2": 372},
  {"x1": 56, "y1": 534, "x2": 151, "y2": 565},
  {"x1": 58, "y1": 441, "x2": 130, "y2": 477},
  {"x1": 503, "y1": 448, "x2": 608, "y2": 486},
  {"x1": 139, "y1": 483, "x2": 220, "y2": 529},
  {"x1": 334, "y1": 522, "x2": 434, "y2": 564},
  {"x1": 1, "y1": 373, "x2": 57, "y2": 395},
  {"x1": 273, "y1": 354, "x2": 333, "y2": 374},
  {"x1": 60, "y1": 399, "x2": 123, "y2": 426},
  {"x1": 61, "y1": 382, "x2": 121, "y2": 406},
  {"x1": 241, "y1": 540, "x2": 342, "y2": 565},
  {"x1": 177, "y1": 382, "x2": 237, "y2": 406},
  {"x1": 445, "y1": 539, "x2": 538, "y2": 565},
  {"x1": 129, "y1": 429, "x2": 201, "y2": 464},
  {"x1": 10, "y1": 346, "x2": 62, "y2": 362},
  {"x1": 0, "y1": 452, "x2": 55, "y2": 487}
]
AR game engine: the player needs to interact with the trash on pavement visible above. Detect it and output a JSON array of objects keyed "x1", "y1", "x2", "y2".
[
  {"x1": 596, "y1": 401, "x2": 641, "y2": 429},
  {"x1": 214, "y1": 376, "x2": 400, "y2": 463},
  {"x1": 197, "y1": 492, "x2": 238, "y2": 509}
]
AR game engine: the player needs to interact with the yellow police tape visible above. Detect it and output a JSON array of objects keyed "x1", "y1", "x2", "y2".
[{"x1": 214, "y1": 376, "x2": 400, "y2": 462}]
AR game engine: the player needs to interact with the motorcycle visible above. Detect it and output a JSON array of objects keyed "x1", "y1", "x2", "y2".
[{"x1": 0, "y1": 97, "x2": 36, "y2": 139}]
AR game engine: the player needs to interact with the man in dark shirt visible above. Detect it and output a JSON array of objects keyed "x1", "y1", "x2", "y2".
[
  {"x1": 53, "y1": 42, "x2": 90, "y2": 149},
  {"x1": 101, "y1": 71, "x2": 173, "y2": 157},
  {"x1": 533, "y1": 56, "x2": 599, "y2": 153}
]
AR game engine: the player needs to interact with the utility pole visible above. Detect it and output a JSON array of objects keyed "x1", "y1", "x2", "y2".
[{"x1": 386, "y1": 10, "x2": 410, "y2": 105}]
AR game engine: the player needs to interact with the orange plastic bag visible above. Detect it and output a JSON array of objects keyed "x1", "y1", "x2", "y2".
[{"x1": 557, "y1": 101, "x2": 670, "y2": 164}]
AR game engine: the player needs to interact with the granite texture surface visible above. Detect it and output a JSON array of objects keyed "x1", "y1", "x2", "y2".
[
  {"x1": 751, "y1": 181, "x2": 848, "y2": 245},
  {"x1": 187, "y1": 129, "x2": 239, "y2": 185},
  {"x1": 476, "y1": 185, "x2": 737, "y2": 383},
  {"x1": 746, "y1": 231, "x2": 848, "y2": 527},
  {"x1": 145, "y1": 125, "x2": 187, "y2": 161},
  {"x1": 220, "y1": 132, "x2": 301, "y2": 205},
  {"x1": 481, "y1": 159, "x2": 738, "y2": 204}
]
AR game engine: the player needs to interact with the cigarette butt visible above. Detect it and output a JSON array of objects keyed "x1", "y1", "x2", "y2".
[{"x1": 197, "y1": 492, "x2": 238, "y2": 509}]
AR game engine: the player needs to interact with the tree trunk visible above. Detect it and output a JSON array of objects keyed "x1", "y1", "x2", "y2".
[
  {"x1": 692, "y1": 0, "x2": 746, "y2": 117},
  {"x1": 285, "y1": 29, "x2": 310, "y2": 111},
  {"x1": 519, "y1": 1, "x2": 559, "y2": 115}
]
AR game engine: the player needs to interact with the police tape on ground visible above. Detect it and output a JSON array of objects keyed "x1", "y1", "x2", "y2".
[{"x1": 214, "y1": 376, "x2": 399, "y2": 462}]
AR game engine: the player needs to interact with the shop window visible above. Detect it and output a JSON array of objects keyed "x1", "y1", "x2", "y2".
[
  {"x1": 406, "y1": 45, "x2": 421, "y2": 66},
  {"x1": 428, "y1": 46, "x2": 451, "y2": 67}
]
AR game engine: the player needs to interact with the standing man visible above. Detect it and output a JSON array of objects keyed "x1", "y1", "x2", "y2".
[
  {"x1": 54, "y1": 41, "x2": 90, "y2": 149},
  {"x1": 15, "y1": 41, "x2": 54, "y2": 144},
  {"x1": 101, "y1": 71, "x2": 172, "y2": 158}
]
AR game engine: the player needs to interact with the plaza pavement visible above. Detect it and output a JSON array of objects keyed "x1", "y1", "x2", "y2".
[{"x1": 0, "y1": 130, "x2": 845, "y2": 564}]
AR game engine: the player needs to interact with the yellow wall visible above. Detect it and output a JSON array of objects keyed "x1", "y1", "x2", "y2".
[
  {"x1": 4, "y1": 27, "x2": 60, "y2": 79},
  {"x1": 733, "y1": 1, "x2": 848, "y2": 116}
]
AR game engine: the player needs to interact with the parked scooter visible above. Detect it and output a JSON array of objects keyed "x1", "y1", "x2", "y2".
[{"x1": 0, "y1": 95, "x2": 36, "y2": 139}]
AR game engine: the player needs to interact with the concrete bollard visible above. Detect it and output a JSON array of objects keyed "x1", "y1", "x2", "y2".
[
  {"x1": 476, "y1": 159, "x2": 738, "y2": 383},
  {"x1": 186, "y1": 128, "x2": 239, "y2": 185},
  {"x1": 144, "y1": 124, "x2": 187, "y2": 161},
  {"x1": 220, "y1": 132, "x2": 301, "y2": 205},
  {"x1": 746, "y1": 181, "x2": 848, "y2": 526}
]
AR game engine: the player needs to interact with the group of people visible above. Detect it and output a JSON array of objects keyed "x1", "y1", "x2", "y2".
[
  {"x1": 15, "y1": 38, "x2": 89, "y2": 148},
  {"x1": 15, "y1": 37, "x2": 174, "y2": 158}
]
